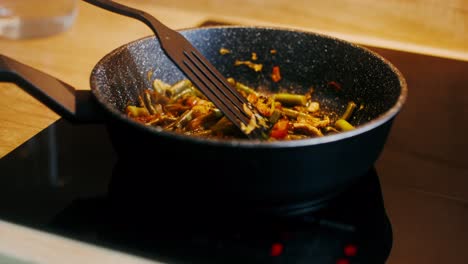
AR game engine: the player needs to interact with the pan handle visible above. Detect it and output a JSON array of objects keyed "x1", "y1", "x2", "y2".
[{"x1": 0, "y1": 54, "x2": 104, "y2": 123}]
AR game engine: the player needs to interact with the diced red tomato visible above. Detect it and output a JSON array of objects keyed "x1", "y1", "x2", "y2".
[{"x1": 270, "y1": 119, "x2": 289, "y2": 139}]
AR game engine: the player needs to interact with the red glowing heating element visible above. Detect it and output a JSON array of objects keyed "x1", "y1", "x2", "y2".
[
  {"x1": 344, "y1": 244, "x2": 358, "y2": 257},
  {"x1": 336, "y1": 258, "x2": 350, "y2": 264},
  {"x1": 270, "y1": 243, "x2": 284, "y2": 257}
]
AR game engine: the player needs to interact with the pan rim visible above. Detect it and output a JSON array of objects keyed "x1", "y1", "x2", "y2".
[{"x1": 89, "y1": 25, "x2": 408, "y2": 149}]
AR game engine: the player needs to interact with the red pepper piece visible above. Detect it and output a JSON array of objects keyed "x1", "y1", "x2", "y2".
[
  {"x1": 270, "y1": 119, "x2": 289, "y2": 139},
  {"x1": 271, "y1": 66, "x2": 281, "y2": 82}
]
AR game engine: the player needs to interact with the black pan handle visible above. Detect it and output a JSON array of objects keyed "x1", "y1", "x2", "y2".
[{"x1": 0, "y1": 54, "x2": 104, "y2": 123}]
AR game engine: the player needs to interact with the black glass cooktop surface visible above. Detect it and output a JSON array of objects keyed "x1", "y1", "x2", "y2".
[{"x1": 0, "y1": 118, "x2": 392, "y2": 264}]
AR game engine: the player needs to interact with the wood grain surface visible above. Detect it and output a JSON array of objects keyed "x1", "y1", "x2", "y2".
[
  {"x1": 149, "y1": 0, "x2": 468, "y2": 61},
  {"x1": 0, "y1": 1, "x2": 206, "y2": 158},
  {"x1": 0, "y1": 220, "x2": 160, "y2": 264},
  {"x1": 1, "y1": 0, "x2": 467, "y2": 157}
]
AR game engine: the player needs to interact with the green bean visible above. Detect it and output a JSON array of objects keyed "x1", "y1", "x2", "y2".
[
  {"x1": 126, "y1": 105, "x2": 149, "y2": 117},
  {"x1": 282, "y1": 108, "x2": 311, "y2": 120},
  {"x1": 274, "y1": 93, "x2": 307, "y2": 106},
  {"x1": 335, "y1": 119, "x2": 355, "y2": 131},
  {"x1": 144, "y1": 91, "x2": 157, "y2": 114},
  {"x1": 152, "y1": 79, "x2": 171, "y2": 94},
  {"x1": 166, "y1": 79, "x2": 192, "y2": 97},
  {"x1": 171, "y1": 87, "x2": 199, "y2": 101},
  {"x1": 269, "y1": 109, "x2": 282, "y2": 123},
  {"x1": 341, "y1": 101, "x2": 357, "y2": 121},
  {"x1": 227, "y1": 78, "x2": 257, "y2": 95}
]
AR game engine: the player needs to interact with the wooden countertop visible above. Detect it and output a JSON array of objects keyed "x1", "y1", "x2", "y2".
[
  {"x1": 0, "y1": 220, "x2": 161, "y2": 264},
  {"x1": 1, "y1": 0, "x2": 468, "y2": 158},
  {"x1": 153, "y1": 0, "x2": 468, "y2": 62},
  {"x1": 0, "y1": 1, "x2": 208, "y2": 158}
]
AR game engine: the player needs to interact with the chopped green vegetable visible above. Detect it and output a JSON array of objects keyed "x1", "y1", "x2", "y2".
[
  {"x1": 281, "y1": 108, "x2": 313, "y2": 120},
  {"x1": 274, "y1": 93, "x2": 307, "y2": 106},
  {"x1": 335, "y1": 119, "x2": 355, "y2": 131},
  {"x1": 127, "y1": 75, "x2": 352, "y2": 140},
  {"x1": 171, "y1": 87, "x2": 203, "y2": 101},
  {"x1": 227, "y1": 78, "x2": 257, "y2": 95},
  {"x1": 269, "y1": 109, "x2": 282, "y2": 123},
  {"x1": 166, "y1": 79, "x2": 192, "y2": 97},
  {"x1": 126, "y1": 105, "x2": 149, "y2": 117},
  {"x1": 341, "y1": 101, "x2": 357, "y2": 121},
  {"x1": 152, "y1": 79, "x2": 171, "y2": 94}
]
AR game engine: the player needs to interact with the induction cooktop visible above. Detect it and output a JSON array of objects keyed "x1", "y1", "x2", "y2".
[{"x1": 0, "y1": 118, "x2": 392, "y2": 263}]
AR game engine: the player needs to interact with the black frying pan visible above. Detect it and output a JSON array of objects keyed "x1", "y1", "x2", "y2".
[{"x1": 0, "y1": 26, "x2": 407, "y2": 214}]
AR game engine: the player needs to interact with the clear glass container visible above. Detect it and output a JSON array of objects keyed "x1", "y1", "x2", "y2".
[{"x1": 0, "y1": 0, "x2": 78, "y2": 39}]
